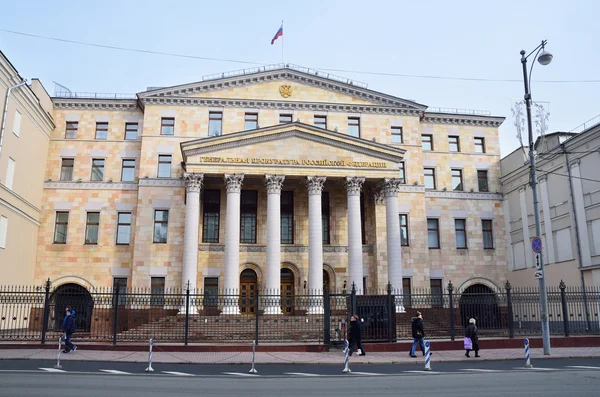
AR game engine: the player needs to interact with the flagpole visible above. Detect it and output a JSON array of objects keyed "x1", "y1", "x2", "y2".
[{"x1": 281, "y1": 20, "x2": 284, "y2": 64}]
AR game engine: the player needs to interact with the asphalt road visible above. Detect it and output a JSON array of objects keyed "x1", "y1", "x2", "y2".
[{"x1": 1, "y1": 358, "x2": 599, "y2": 396}]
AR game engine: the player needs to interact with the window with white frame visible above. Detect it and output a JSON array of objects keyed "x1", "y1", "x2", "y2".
[
  {"x1": 5, "y1": 157, "x2": 15, "y2": 190},
  {"x1": 0, "y1": 216, "x2": 7, "y2": 249},
  {"x1": 13, "y1": 110, "x2": 21, "y2": 137}
]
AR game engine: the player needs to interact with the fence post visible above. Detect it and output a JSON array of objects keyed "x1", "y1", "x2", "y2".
[
  {"x1": 323, "y1": 287, "x2": 331, "y2": 345},
  {"x1": 184, "y1": 282, "x2": 190, "y2": 346},
  {"x1": 41, "y1": 278, "x2": 51, "y2": 345},
  {"x1": 506, "y1": 281, "x2": 514, "y2": 339},
  {"x1": 387, "y1": 282, "x2": 394, "y2": 343},
  {"x1": 254, "y1": 288, "x2": 259, "y2": 345},
  {"x1": 350, "y1": 282, "x2": 357, "y2": 319},
  {"x1": 559, "y1": 280, "x2": 569, "y2": 337},
  {"x1": 447, "y1": 281, "x2": 455, "y2": 341},
  {"x1": 112, "y1": 286, "x2": 120, "y2": 346}
]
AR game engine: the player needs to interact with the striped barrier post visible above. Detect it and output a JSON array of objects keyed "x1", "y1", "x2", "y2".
[
  {"x1": 54, "y1": 335, "x2": 63, "y2": 369},
  {"x1": 424, "y1": 341, "x2": 431, "y2": 371},
  {"x1": 145, "y1": 338, "x2": 154, "y2": 372},
  {"x1": 343, "y1": 339, "x2": 351, "y2": 373},
  {"x1": 524, "y1": 338, "x2": 532, "y2": 368},
  {"x1": 249, "y1": 340, "x2": 258, "y2": 374}
]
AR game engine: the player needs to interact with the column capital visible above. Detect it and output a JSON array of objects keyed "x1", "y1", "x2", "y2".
[
  {"x1": 224, "y1": 174, "x2": 244, "y2": 193},
  {"x1": 306, "y1": 176, "x2": 327, "y2": 195},
  {"x1": 184, "y1": 172, "x2": 204, "y2": 193},
  {"x1": 265, "y1": 174, "x2": 285, "y2": 194},
  {"x1": 345, "y1": 176, "x2": 365, "y2": 196},
  {"x1": 383, "y1": 178, "x2": 402, "y2": 197},
  {"x1": 570, "y1": 159, "x2": 581, "y2": 169},
  {"x1": 518, "y1": 185, "x2": 527, "y2": 193},
  {"x1": 371, "y1": 187, "x2": 385, "y2": 205},
  {"x1": 538, "y1": 174, "x2": 548, "y2": 183}
]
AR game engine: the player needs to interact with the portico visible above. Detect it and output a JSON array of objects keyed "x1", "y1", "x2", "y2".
[{"x1": 179, "y1": 122, "x2": 405, "y2": 314}]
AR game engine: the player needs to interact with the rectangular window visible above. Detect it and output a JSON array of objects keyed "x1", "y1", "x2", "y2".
[
  {"x1": 153, "y1": 210, "x2": 169, "y2": 243},
  {"x1": 430, "y1": 279, "x2": 443, "y2": 308},
  {"x1": 477, "y1": 170, "x2": 489, "y2": 192},
  {"x1": 60, "y1": 158, "x2": 74, "y2": 181},
  {"x1": 422, "y1": 134, "x2": 433, "y2": 151},
  {"x1": 402, "y1": 277, "x2": 412, "y2": 307},
  {"x1": 474, "y1": 137, "x2": 485, "y2": 153},
  {"x1": 281, "y1": 191, "x2": 294, "y2": 244},
  {"x1": 427, "y1": 218, "x2": 440, "y2": 249},
  {"x1": 157, "y1": 155, "x2": 172, "y2": 178},
  {"x1": 161, "y1": 117, "x2": 175, "y2": 135},
  {"x1": 279, "y1": 114, "x2": 293, "y2": 124},
  {"x1": 150, "y1": 277, "x2": 165, "y2": 306},
  {"x1": 314, "y1": 115, "x2": 327, "y2": 129},
  {"x1": 91, "y1": 159, "x2": 105, "y2": 181},
  {"x1": 125, "y1": 123, "x2": 138, "y2": 140},
  {"x1": 449, "y1": 135, "x2": 460, "y2": 152},
  {"x1": 322, "y1": 192, "x2": 330, "y2": 245},
  {"x1": 400, "y1": 214, "x2": 409, "y2": 246},
  {"x1": 13, "y1": 110, "x2": 21, "y2": 137},
  {"x1": 455, "y1": 219, "x2": 467, "y2": 249},
  {"x1": 5, "y1": 157, "x2": 15, "y2": 190},
  {"x1": 203, "y1": 277, "x2": 219, "y2": 308},
  {"x1": 240, "y1": 190, "x2": 258, "y2": 244},
  {"x1": 451, "y1": 169, "x2": 463, "y2": 191},
  {"x1": 244, "y1": 113, "x2": 258, "y2": 130},
  {"x1": 121, "y1": 159, "x2": 136, "y2": 182},
  {"x1": 85, "y1": 212, "x2": 100, "y2": 245},
  {"x1": 399, "y1": 161, "x2": 406, "y2": 184},
  {"x1": 113, "y1": 277, "x2": 127, "y2": 305},
  {"x1": 0, "y1": 216, "x2": 7, "y2": 249},
  {"x1": 424, "y1": 168, "x2": 436, "y2": 189},
  {"x1": 202, "y1": 189, "x2": 220, "y2": 243},
  {"x1": 482, "y1": 219, "x2": 494, "y2": 249},
  {"x1": 65, "y1": 122, "x2": 78, "y2": 139},
  {"x1": 348, "y1": 117, "x2": 360, "y2": 137},
  {"x1": 54, "y1": 212, "x2": 69, "y2": 244},
  {"x1": 391, "y1": 126, "x2": 403, "y2": 144},
  {"x1": 116, "y1": 212, "x2": 132, "y2": 245},
  {"x1": 95, "y1": 122, "x2": 108, "y2": 140},
  {"x1": 208, "y1": 112, "x2": 223, "y2": 137}
]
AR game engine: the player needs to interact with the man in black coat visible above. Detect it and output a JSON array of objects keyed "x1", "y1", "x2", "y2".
[
  {"x1": 347, "y1": 315, "x2": 366, "y2": 356},
  {"x1": 62, "y1": 308, "x2": 77, "y2": 353},
  {"x1": 409, "y1": 311, "x2": 426, "y2": 357}
]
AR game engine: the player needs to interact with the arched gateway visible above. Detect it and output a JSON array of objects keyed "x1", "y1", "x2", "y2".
[{"x1": 459, "y1": 284, "x2": 501, "y2": 329}]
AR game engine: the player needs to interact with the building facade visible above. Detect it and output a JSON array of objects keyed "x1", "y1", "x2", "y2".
[
  {"x1": 0, "y1": 51, "x2": 54, "y2": 285},
  {"x1": 501, "y1": 119, "x2": 600, "y2": 288},
  {"x1": 29, "y1": 64, "x2": 508, "y2": 312}
]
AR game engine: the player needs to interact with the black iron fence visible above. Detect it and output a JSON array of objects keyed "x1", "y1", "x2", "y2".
[{"x1": 0, "y1": 280, "x2": 598, "y2": 344}]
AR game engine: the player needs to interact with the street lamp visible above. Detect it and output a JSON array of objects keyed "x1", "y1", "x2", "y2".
[{"x1": 520, "y1": 40, "x2": 553, "y2": 355}]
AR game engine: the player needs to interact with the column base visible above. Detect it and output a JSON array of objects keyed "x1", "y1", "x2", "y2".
[
  {"x1": 395, "y1": 304, "x2": 406, "y2": 313},
  {"x1": 221, "y1": 305, "x2": 240, "y2": 315},
  {"x1": 307, "y1": 306, "x2": 324, "y2": 314},
  {"x1": 263, "y1": 306, "x2": 282, "y2": 315}
]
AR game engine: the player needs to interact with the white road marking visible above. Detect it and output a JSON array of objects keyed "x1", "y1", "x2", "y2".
[
  {"x1": 284, "y1": 372, "x2": 322, "y2": 377},
  {"x1": 222, "y1": 372, "x2": 260, "y2": 377},
  {"x1": 403, "y1": 370, "x2": 440, "y2": 374},
  {"x1": 567, "y1": 366, "x2": 600, "y2": 370},
  {"x1": 99, "y1": 369, "x2": 131, "y2": 375},
  {"x1": 460, "y1": 369, "x2": 501, "y2": 372},
  {"x1": 513, "y1": 367, "x2": 557, "y2": 371},
  {"x1": 39, "y1": 368, "x2": 66, "y2": 373},
  {"x1": 162, "y1": 371, "x2": 195, "y2": 376},
  {"x1": 349, "y1": 372, "x2": 385, "y2": 376}
]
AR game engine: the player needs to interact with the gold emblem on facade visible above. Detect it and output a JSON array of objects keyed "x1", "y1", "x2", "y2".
[{"x1": 279, "y1": 84, "x2": 292, "y2": 98}]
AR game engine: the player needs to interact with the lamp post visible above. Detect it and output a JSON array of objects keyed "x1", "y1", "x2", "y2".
[{"x1": 520, "y1": 40, "x2": 553, "y2": 355}]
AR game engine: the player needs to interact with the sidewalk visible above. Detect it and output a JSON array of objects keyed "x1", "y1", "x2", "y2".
[{"x1": 0, "y1": 346, "x2": 598, "y2": 365}]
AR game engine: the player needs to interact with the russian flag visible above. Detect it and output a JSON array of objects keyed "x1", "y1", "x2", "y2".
[{"x1": 271, "y1": 25, "x2": 283, "y2": 45}]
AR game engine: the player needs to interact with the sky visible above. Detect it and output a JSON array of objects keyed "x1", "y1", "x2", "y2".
[{"x1": 1, "y1": 0, "x2": 598, "y2": 156}]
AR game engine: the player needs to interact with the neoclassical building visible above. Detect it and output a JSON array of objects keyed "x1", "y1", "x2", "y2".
[{"x1": 31, "y1": 64, "x2": 508, "y2": 312}]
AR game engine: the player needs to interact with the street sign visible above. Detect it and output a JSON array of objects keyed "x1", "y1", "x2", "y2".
[
  {"x1": 535, "y1": 254, "x2": 542, "y2": 271},
  {"x1": 534, "y1": 270, "x2": 543, "y2": 279},
  {"x1": 531, "y1": 236, "x2": 542, "y2": 253}
]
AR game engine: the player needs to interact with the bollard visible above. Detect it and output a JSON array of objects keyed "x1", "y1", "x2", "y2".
[
  {"x1": 145, "y1": 338, "x2": 154, "y2": 372},
  {"x1": 342, "y1": 339, "x2": 351, "y2": 373},
  {"x1": 424, "y1": 341, "x2": 431, "y2": 371},
  {"x1": 249, "y1": 340, "x2": 258, "y2": 374},
  {"x1": 524, "y1": 338, "x2": 532, "y2": 368},
  {"x1": 54, "y1": 335, "x2": 63, "y2": 369}
]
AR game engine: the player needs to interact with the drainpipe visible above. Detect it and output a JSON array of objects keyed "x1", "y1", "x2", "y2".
[
  {"x1": 0, "y1": 80, "x2": 28, "y2": 160},
  {"x1": 561, "y1": 143, "x2": 591, "y2": 331}
]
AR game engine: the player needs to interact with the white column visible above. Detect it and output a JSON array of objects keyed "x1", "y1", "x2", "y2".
[
  {"x1": 307, "y1": 176, "x2": 326, "y2": 314},
  {"x1": 181, "y1": 172, "x2": 203, "y2": 314},
  {"x1": 519, "y1": 186, "x2": 531, "y2": 268},
  {"x1": 538, "y1": 175, "x2": 556, "y2": 265},
  {"x1": 346, "y1": 176, "x2": 365, "y2": 294},
  {"x1": 383, "y1": 178, "x2": 404, "y2": 312},
  {"x1": 265, "y1": 174, "x2": 285, "y2": 314},
  {"x1": 570, "y1": 161, "x2": 592, "y2": 267},
  {"x1": 223, "y1": 174, "x2": 244, "y2": 314}
]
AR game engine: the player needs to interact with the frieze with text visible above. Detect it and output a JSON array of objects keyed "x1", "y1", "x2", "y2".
[{"x1": 197, "y1": 157, "x2": 388, "y2": 168}]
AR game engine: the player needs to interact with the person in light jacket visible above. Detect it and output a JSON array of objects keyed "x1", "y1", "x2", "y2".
[{"x1": 465, "y1": 318, "x2": 480, "y2": 358}]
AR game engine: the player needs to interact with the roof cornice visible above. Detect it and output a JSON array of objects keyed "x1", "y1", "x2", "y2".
[
  {"x1": 52, "y1": 98, "x2": 140, "y2": 111},
  {"x1": 423, "y1": 112, "x2": 505, "y2": 128}
]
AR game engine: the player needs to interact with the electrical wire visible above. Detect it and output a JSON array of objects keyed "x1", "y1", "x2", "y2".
[
  {"x1": 2, "y1": 28, "x2": 600, "y2": 84},
  {"x1": 538, "y1": 168, "x2": 600, "y2": 184}
]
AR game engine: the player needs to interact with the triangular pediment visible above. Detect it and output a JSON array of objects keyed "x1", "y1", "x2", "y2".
[
  {"x1": 139, "y1": 65, "x2": 426, "y2": 110},
  {"x1": 181, "y1": 122, "x2": 405, "y2": 178}
]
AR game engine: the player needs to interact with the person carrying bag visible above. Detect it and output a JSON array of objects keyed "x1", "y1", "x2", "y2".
[{"x1": 464, "y1": 318, "x2": 479, "y2": 358}]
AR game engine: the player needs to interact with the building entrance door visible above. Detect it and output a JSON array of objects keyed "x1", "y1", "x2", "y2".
[
  {"x1": 239, "y1": 269, "x2": 257, "y2": 315},
  {"x1": 281, "y1": 268, "x2": 295, "y2": 315}
]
